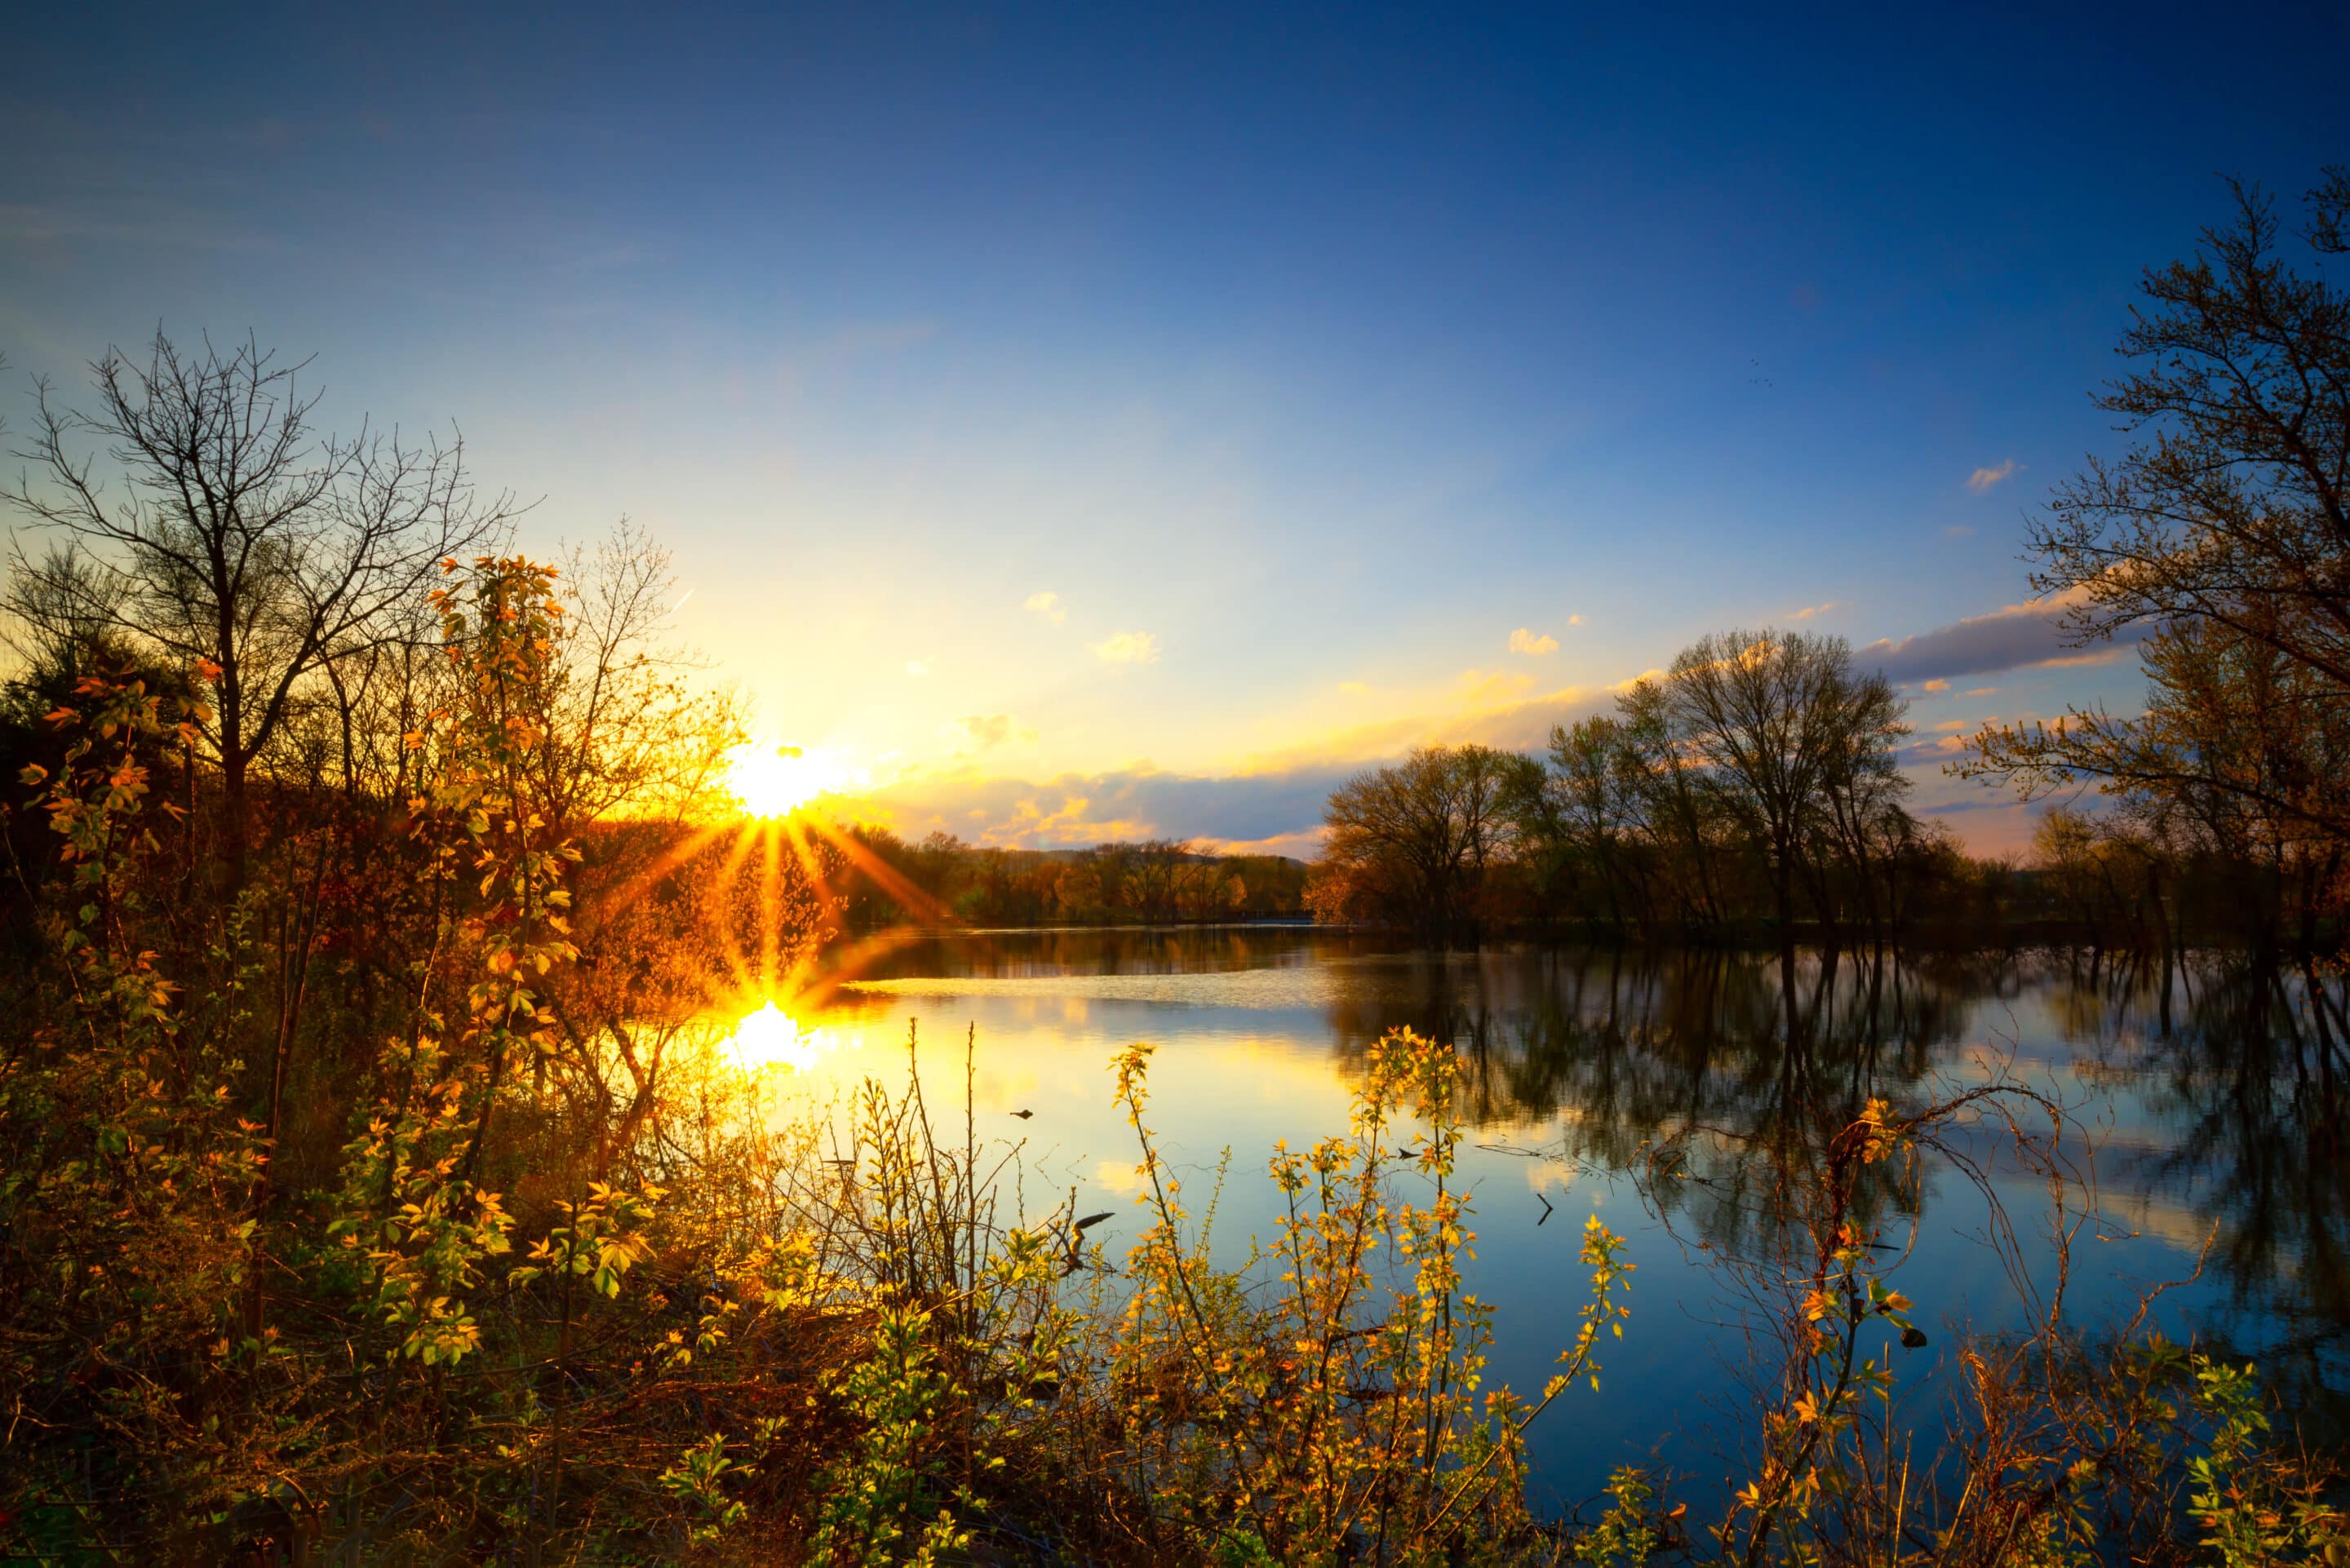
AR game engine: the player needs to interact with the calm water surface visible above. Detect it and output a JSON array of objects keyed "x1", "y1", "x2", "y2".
[{"x1": 744, "y1": 927, "x2": 2347, "y2": 1508}]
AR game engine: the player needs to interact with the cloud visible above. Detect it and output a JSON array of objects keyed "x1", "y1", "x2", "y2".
[
  {"x1": 1508, "y1": 627, "x2": 1559, "y2": 655},
  {"x1": 1089, "y1": 631, "x2": 1160, "y2": 665},
  {"x1": 1966, "y1": 459, "x2": 2020, "y2": 494},
  {"x1": 1859, "y1": 589, "x2": 2142, "y2": 685},
  {"x1": 1337, "y1": 680, "x2": 1371, "y2": 697},
  {"x1": 0, "y1": 201, "x2": 266, "y2": 255},
  {"x1": 942, "y1": 714, "x2": 1034, "y2": 752},
  {"x1": 1239, "y1": 675, "x2": 1610, "y2": 776},
  {"x1": 1456, "y1": 668, "x2": 1537, "y2": 706},
  {"x1": 1787, "y1": 601, "x2": 1841, "y2": 621},
  {"x1": 1022, "y1": 591, "x2": 1067, "y2": 626},
  {"x1": 858, "y1": 764, "x2": 1353, "y2": 853},
  {"x1": 1964, "y1": 686, "x2": 2000, "y2": 697},
  {"x1": 1945, "y1": 524, "x2": 1976, "y2": 538},
  {"x1": 1197, "y1": 829, "x2": 1331, "y2": 858},
  {"x1": 1567, "y1": 613, "x2": 1586, "y2": 626},
  {"x1": 1921, "y1": 678, "x2": 1949, "y2": 693},
  {"x1": 905, "y1": 658, "x2": 930, "y2": 677}
]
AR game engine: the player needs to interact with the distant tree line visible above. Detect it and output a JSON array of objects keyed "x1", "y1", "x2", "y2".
[
  {"x1": 834, "y1": 829, "x2": 1308, "y2": 928},
  {"x1": 1306, "y1": 628, "x2": 1965, "y2": 946}
]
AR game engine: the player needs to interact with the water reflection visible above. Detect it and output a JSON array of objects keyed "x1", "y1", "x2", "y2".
[
  {"x1": 778, "y1": 928, "x2": 2346, "y2": 1480},
  {"x1": 724, "y1": 998, "x2": 857, "y2": 1074}
]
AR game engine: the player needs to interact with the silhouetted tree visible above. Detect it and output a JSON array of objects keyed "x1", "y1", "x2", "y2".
[
  {"x1": 3, "y1": 331, "x2": 516, "y2": 884},
  {"x1": 1968, "y1": 171, "x2": 2350, "y2": 921}
]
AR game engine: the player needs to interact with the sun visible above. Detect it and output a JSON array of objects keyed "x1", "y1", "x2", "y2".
[{"x1": 725, "y1": 741, "x2": 851, "y2": 817}]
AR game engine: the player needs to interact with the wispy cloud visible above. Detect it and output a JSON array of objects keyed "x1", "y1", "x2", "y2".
[
  {"x1": 1337, "y1": 680, "x2": 1371, "y2": 697},
  {"x1": 1860, "y1": 587, "x2": 2140, "y2": 684},
  {"x1": 858, "y1": 764, "x2": 1349, "y2": 853},
  {"x1": 1787, "y1": 601, "x2": 1841, "y2": 621},
  {"x1": 905, "y1": 658, "x2": 931, "y2": 677},
  {"x1": 1964, "y1": 686, "x2": 2000, "y2": 697},
  {"x1": 1966, "y1": 459, "x2": 2020, "y2": 494},
  {"x1": 1023, "y1": 590, "x2": 1067, "y2": 626},
  {"x1": 1945, "y1": 524, "x2": 1976, "y2": 538},
  {"x1": 1921, "y1": 678, "x2": 1949, "y2": 693},
  {"x1": 1567, "y1": 613, "x2": 1586, "y2": 627},
  {"x1": 1508, "y1": 627, "x2": 1559, "y2": 655},
  {"x1": 943, "y1": 713, "x2": 1034, "y2": 752},
  {"x1": 1239, "y1": 675, "x2": 1604, "y2": 776},
  {"x1": 1457, "y1": 668, "x2": 1537, "y2": 705},
  {"x1": 1089, "y1": 631, "x2": 1160, "y2": 666}
]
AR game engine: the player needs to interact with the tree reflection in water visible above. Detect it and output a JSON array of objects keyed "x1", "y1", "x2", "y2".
[{"x1": 1313, "y1": 943, "x2": 2347, "y2": 1452}]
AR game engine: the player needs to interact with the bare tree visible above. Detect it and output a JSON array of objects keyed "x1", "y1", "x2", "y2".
[
  {"x1": 1540, "y1": 714, "x2": 1647, "y2": 931},
  {"x1": 3, "y1": 331, "x2": 517, "y2": 884},
  {"x1": 526, "y1": 518, "x2": 743, "y2": 835},
  {"x1": 1128, "y1": 838, "x2": 1195, "y2": 920},
  {"x1": 1321, "y1": 744, "x2": 1529, "y2": 941},
  {"x1": 1661, "y1": 629, "x2": 1906, "y2": 935},
  {"x1": 1811, "y1": 667, "x2": 1911, "y2": 937},
  {"x1": 1970, "y1": 171, "x2": 2350, "y2": 848}
]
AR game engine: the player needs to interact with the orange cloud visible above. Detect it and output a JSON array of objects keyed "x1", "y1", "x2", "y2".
[
  {"x1": 1236, "y1": 673, "x2": 1600, "y2": 775},
  {"x1": 1456, "y1": 668, "x2": 1538, "y2": 705},
  {"x1": 859, "y1": 764, "x2": 1345, "y2": 851},
  {"x1": 1089, "y1": 631, "x2": 1160, "y2": 665},
  {"x1": 1508, "y1": 627, "x2": 1559, "y2": 655},
  {"x1": 943, "y1": 713, "x2": 1035, "y2": 752},
  {"x1": 1966, "y1": 459, "x2": 2020, "y2": 494}
]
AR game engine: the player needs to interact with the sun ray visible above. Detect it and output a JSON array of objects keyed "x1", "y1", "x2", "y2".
[
  {"x1": 775, "y1": 924, "x2": 929, "y2": 1011},
  {"x1": 800, "y1": 813, "x2": 956, "y2": 926},
  {"x1": 760, "y1": 818, "x2": 787, "y2": 991},
  {"x1": 574, "y1": 819, "x2": 733, "y2": 946},
  {"x1": 706, "y1": 819, "x2": 765, "y2": 1005},
  {"x1": 783, "y1": 817, "x2": 842, "y2": 915}
]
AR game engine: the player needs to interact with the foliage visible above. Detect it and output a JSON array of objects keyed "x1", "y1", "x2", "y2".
[
  {"x1": 1093, "y1": 1028, "x2": 1632, "y2": 1564},
  {"x1": 2, "y1": 312, "x2": 2345, "y2": 1561}
]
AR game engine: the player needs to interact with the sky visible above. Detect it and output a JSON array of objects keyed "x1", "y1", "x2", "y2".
[{"x1": 5, "y1": 2, "x2": 2346, "y2": 856}]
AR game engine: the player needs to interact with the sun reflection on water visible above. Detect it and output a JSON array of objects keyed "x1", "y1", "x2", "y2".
[{"x1": 725, "y1": 999, "x2": 850, "y2": 1074}]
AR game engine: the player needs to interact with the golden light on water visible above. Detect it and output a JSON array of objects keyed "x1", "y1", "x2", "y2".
[
  {"x1": 581, "y1": 737, "x2": 947, "y2": 1061},
  {"x1": 725, "y1": 998, "x2": 848, "y2": 1074},
  {"x1": 725, "y1": 741, "x2": 857, "y2": 818}
]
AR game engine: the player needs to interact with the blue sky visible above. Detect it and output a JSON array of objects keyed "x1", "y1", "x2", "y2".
[{"x1": 5, "y1": 2, "x2": 2345, "y2": 853}]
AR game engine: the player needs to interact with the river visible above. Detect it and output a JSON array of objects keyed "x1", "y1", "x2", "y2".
[{"x1": 730, "y1": 925, "x2": 2347, "y2": 1513}]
